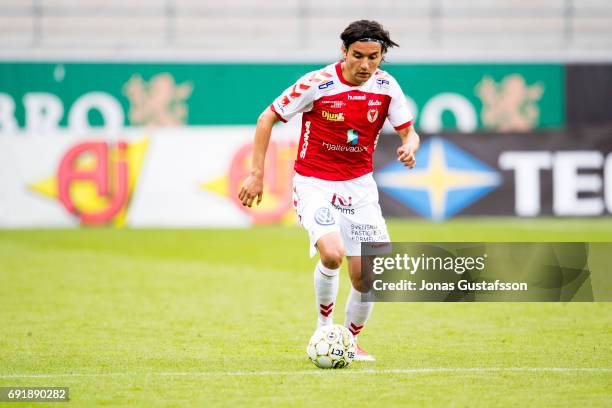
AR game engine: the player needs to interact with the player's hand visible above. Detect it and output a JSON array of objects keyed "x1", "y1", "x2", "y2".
[
  {"x1": 397, "y1": 144, "x2": 416, "y2": 169},
  {"x1": 238, "y1": 174, "x2": 264, "y2": 207}
]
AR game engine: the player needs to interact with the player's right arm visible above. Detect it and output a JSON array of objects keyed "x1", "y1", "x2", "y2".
[
  {"x1": 238, "y1": 107, "x2": 279, "y2": 207},
  {"x1": 238, "y1": 70, "x2": 320, "y2": 207}
]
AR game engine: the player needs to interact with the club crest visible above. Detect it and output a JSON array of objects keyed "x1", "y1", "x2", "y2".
[{"x1": 367, "y1": 109, "x2": 379, "y2": 123}]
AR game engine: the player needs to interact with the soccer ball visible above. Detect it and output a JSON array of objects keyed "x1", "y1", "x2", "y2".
[{"x1": 307, "y1": 324, "x2": 356, "y2": 369}]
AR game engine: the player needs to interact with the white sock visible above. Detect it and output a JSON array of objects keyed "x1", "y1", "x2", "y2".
[
  {"x1": 344, "y1": 286, "x2": 373, "y2": 339},
  {"x1": 314, "y1": 261, "x2": 339, "y2": 327}
]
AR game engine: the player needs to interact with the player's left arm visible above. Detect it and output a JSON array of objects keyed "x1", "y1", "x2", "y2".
[
  {"x1": 396, "y1": 125, "x2": 420, "y2": 169},
  {"x1": 386, "y1": 75, "x2": 419, "y2": 169}
]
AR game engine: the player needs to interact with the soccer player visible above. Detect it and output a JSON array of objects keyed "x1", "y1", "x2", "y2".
[{"x1": 238, "y1": 20, "x2": 419, "y2": 361}]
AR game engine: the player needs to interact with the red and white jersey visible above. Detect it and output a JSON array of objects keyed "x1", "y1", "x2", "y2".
[{"x1": 270, "y1": 62, "x2": 413, "y2": 181}]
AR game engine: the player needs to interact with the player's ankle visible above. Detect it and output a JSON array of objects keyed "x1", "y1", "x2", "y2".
[{"x1": 317, "y1": 317, "x2": 333, "y2": 328}]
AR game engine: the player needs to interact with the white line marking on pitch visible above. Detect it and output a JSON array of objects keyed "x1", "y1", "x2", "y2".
[{"x1": 1, "y1": 367, "x2": 611, "y2": 379}]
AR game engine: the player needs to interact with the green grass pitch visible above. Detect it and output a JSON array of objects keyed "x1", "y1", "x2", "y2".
[{"x1": 1, "y1": 218, "x2": 611, "y2": 406}]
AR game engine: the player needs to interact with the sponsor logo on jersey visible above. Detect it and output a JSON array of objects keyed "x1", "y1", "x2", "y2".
[
  {"x1": 321, "y1": 100, "x2": 345, "y2": 109},
  {"x1": 367, "y1": 109, "x2": 379, "y2": 123},
  {"x1": 350, "y1": 223, "x2": 388, "y2": 242},
  {"x1": 318, "y1": 80, "x2": 335, "y2": 90},
  {"x1": 314, "y1": 207, "x2": 335, "y2": 226},
  {"x1": 376, "y1": 78, "x2": 390, "y2": 87},
  {"x1": 368, "y1": 100, "x2": 382, "y2": 106},
  {"x1": 332, "y1": 193, "x2": 352, "y2": 207},
  {"x1": 322, "y1": 110, "x2": 345, "y2": 122},
  {"x1": 299, "y1": 121, "x2": 312, "y2": 159},
  {"x1": 322, "y1": 142, "x2": 368, "y2": 153},
  {"x1": 347, "y1": 129, "x2": 359, "y2": 145},
  {"x1": 348, "y1": 94, "x2": 366, "y2": 101},
  {"x1": 331, "y1": 193, "x2": 355, "y2": 214}
]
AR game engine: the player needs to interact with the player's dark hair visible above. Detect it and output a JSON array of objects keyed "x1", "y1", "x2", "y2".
[{"x1": 340, "y1": 20, "x2": 398, "y2": 54}]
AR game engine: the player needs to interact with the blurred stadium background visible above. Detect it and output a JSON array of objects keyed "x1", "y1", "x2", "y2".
[
  {"x1": 1, "y1": 1, "x2": 611, "y2": 406},
  {"x1": 0, "y1": 0, "x2": 611, "y2": 226},
  {"x1": 1, "y1": 0, "x2": 612, "y2": 60}
]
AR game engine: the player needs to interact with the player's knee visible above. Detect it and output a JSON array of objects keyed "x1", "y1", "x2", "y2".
[
  {"x1": 351, "y1": 279, "x2": 369, "y2": 293},
  {"x1": 350, "y1": 272, "x2": 373, "y2": 293},
  {"x1": 320, "y1": 246, "x2": 344, "y2": 269}
]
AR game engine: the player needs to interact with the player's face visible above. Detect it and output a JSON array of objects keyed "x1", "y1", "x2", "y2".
[{"x1": 342, "y1": 42, "x2": 383, "y2": 85}]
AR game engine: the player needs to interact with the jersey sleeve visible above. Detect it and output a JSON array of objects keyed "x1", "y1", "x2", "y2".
[
  {"x1": 270, "y1": 72, "x2": 318, "y2": 122},
  {"x1": 387, "y1": 78, "x2": 414, "y2": 130}
]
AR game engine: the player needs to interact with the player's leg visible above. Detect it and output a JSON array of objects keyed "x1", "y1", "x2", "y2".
[
  {"x1": 345, "y1": 255, "x2": 376, "y2": 361},
  {"x1": 346, "y1": 255, "x2": 374, "y2": 339},
  {"x1": 313, "y1": 231, "x2": 344, "y2": 327},
  {"x1": 338, "y1": 177, "x2": 389, "y2": 361},
  {"x1": 293, "y1": 177, "x2": 344, "y2": 327},
  {"x1": 346, "y1": 255, "x2": 374, "y2": 293},
  {"x1": 316, "y1": 231, "x2": 344, "y2": 269}
]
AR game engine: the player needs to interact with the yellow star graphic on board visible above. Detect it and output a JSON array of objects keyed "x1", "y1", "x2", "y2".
[
  {"x1": 376, "y1": 138, "x2": 501, "y2": 220},
  {"x1": 200, "y1": 141, "x2": 297, "y2": 225},
  {"x1": 201, "y1": 173, "x2": 295, "y2": 225},
  {"x1": 29, "y1": 138, "x2": 149, "y2": 227}
]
